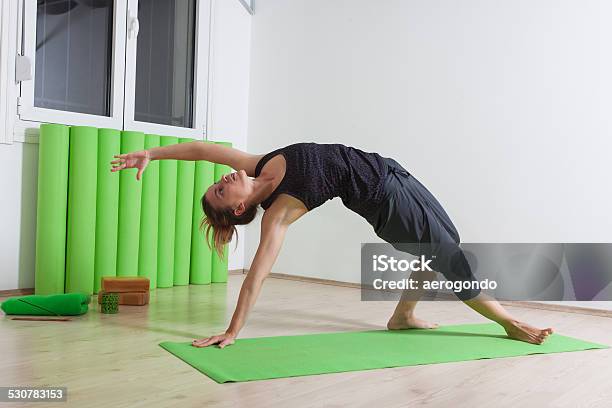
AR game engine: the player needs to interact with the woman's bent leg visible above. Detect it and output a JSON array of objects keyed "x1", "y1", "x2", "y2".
[
  {"x1": 387, "y1": 269, "x2": 439, "y2": 330},
  {"x1": 374, "y1": 170, "x2": 554, "y2": 343}
]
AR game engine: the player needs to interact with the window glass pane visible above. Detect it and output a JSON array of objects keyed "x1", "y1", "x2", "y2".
[
  {"x1": 135, "y1": 0, "x2": 196, "y2": 128},
  {"x1": 35, "y1": 0, "x2": 113, "y2": 116}
]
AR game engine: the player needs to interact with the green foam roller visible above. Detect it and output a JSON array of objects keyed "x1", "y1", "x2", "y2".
[
  {"x1": 65, "y1": 126, "x2": 98, "y2": 294},
  {"x1": 117, "y1": 131, "x2": 145, "y2": 277},
  {"x1": 35, "y1": 124, "x2": 70, "y2": 295},
  {"x1": 157, "y1": 136, "x2": 178, "y2": 288},
  {"x1": 211, "y1": 141, "x2": 232, "y2": 283},
  {"x1": 212, "y1": 245, "x2": 229, "y2": 284},
  {"x1": 1, "y1": 293, "x2": 91, "y2": 316},
  {"x1": 190, "y1": 146, "x2": 215, "y2": 285},
  {"x1": 94, "y1": 128, "x2": 121, "y2": 293},
  {"x1": 174, "y1": 138, "x2": 196, "y2": 286},
  {"x1": 100, "y1": 292, "x2": 119, "y2": 314},
  {"x1": 138, "y1": 134, "x2": 161, "y2": 290}
]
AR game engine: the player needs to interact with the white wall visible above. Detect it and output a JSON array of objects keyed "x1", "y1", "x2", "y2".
[
  {"x1": 0, "y1": 0, "x2": 252, "y2": 290},
  {"x1": 246, "y1": 0, "x2": 612, "y2": 308},
  {"x1": 0, "y1": 142, "x2": 38, "y2": 291},
  {"x1": 207, "y1": 0, "x2": 252, "y2": 271}
]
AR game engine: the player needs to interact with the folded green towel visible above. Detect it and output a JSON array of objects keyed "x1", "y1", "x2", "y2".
[{"x1": 0, "y1": 293, "x2": 91, "y2": 316}]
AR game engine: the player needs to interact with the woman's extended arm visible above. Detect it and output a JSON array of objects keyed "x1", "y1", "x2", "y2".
[
  {"x1": 111, "y1": 141, "x2": 263, "y2": 179},
  {"x1": 147, "y1": 141, "x2": 252, "y2": 166},
  {"x1": 192, "y1": 212, "x2": 289, "y2": 348}
]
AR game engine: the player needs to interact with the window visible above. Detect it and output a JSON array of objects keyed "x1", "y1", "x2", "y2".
[
  {"x1": 33, "y1": 0, "x2": 114, "y2": 117},
  {"x1": 18, "y1": 0, "x2": 211, "y2": 139},
  {"x1": 124, "y1": 0, "x2": 210, "y2": 137},
  {"x1": 133, "y1": 0, "x2": 196, "y2": 127}
]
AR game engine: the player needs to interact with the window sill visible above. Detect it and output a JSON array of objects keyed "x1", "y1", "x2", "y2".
[{"x1": 12, "y1": 119, "x2": 207, "y2": 145}]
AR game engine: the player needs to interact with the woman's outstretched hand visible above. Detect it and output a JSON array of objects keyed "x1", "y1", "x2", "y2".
[
  {"x1": 192, "y1": 332, "x2": 236, "y2": 349},
  {"x1": 110, "y1": 150, "x2": 151, "y2": 181}
]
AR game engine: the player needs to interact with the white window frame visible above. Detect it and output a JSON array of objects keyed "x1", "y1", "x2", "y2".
[
  {"x1": 0, "y1": 0, "x2": 20, "y2": 144},
  {"x1": 14, "y1": 0, "x2": 211, "y2": 142},
  {"x1": 123, "y1": 0, "x2": 211, "y2": 139},
  {"x1": 19, "y1": 0, "x2": 127, "y2": 130}
]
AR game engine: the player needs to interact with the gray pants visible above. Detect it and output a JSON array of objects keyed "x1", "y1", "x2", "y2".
[{"x1": 366, "y1": 157, "x2": 481, "y2": 301}]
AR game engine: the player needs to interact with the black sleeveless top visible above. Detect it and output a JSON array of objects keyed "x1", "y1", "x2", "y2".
[{"x1": 254, "y1": 142, "x2": 390, "y2": 219}]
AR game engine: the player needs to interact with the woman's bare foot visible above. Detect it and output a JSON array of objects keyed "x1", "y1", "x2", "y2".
[
  {"x1": 503, "y1": 320, "x2": 554, "y2": 344},
  {"x1": 387, "y1": 313, "x2": 439, "y2": 330}
]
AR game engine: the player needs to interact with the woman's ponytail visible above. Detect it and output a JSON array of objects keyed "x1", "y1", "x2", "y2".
[{"x1": 200, "y1": 194, "x2": 258, "y2": 260}]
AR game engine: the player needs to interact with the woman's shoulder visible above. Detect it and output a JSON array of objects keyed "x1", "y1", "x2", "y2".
[{"x1": 254, "y1": 142, "x2": 304, "y2": 176}]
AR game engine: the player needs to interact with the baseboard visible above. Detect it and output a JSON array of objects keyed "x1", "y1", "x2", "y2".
[
  {"x1": 268, "y1": 272, "x2": 362, "y2": 289},
  {"x1": 239, "y1": 269, "x2": 612, "y2": 318},
  {"x1": 0, "y1": 288, "x2": 34, "y2": 298},
  {"x1": 498, "y1": 300, "x2": 612, "y2": 318}
]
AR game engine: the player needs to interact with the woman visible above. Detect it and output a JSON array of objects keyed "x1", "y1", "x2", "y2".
[{"x1": 111, "y1": 141, "x2": 553, "y2": 348}]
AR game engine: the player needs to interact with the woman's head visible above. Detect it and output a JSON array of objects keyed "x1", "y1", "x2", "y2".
[{"x1": 200, "y1": 169, "x2": 258, "y2": 258}]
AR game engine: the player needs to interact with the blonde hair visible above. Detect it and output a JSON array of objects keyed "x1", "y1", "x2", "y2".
[{"x1": 200, "y1": 193, "x2": 258, "y2": 259}]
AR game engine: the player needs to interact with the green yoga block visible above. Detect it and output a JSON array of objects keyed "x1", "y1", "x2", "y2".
[
  {"x1": 35, "y1": 124, "x2": 70, "y2": 295},
  {"x1": 139, "y1": 134, "x2": 161, "y2": 290},
  {"x1": 190, "y1": 146, "x2": 215, "y2": 285},
  {"x1": 100, "y1": 293, "x2": 119, "y2": 314},
  {"x1": 174, "y1": 138, "x2": 196, "y2": 286},
  {"x1": 117, "y1": 131, "x2": 145, "y2": 277},
  {"x1": 211, "y1": 141, "x2": 232, "y2": 283},
  {"x1": 66, "y1": 126, "x2": 98, "y2": 294},
  {"x1": 94, "y1": 128, "x2": 121, "y2": 294},
  {"x1": 157, "y1": 136, "x2": 178, "y2": 288}
]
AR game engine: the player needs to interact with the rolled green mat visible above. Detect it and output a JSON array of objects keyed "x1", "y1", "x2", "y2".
[
  {"x1": 94, "y1": 128, "x2": 121, "y2": 294},
  {"x1": 157, "y1": 136, "x2": 178, "y2": 288},
  {"x1": 65, "y1": 126, "x2": 98, "y2": 294},
  {"x1": 117, "y1": 131, "x2": 145, "y2": 277},
  {"x1": 100, "y1": 293, "x2": 119, "y2": 314},
  {"x1": 190, "y1": 149, "x2": 215, "y2": 285},
  {"x1": 0, "y1": 293, "x2": 91, "y2": 316},
  {"x1": 138, "y1": 134, "x2": 161, "y2": 290},
  {"x1": 174, "y1": 138, "x2": 196, "y2": 286},
  {"x1": 35, "y1": 124, "x2": 70, "y2": 295},
  {"x1": 211, "y1": 141, "x2": 232, "y2": 283}
]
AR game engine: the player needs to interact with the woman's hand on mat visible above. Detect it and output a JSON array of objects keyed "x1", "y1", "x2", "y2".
[
  {"x1": 110, "y1": 150, "x2": 151, "y2": 181},
  {"x1": 192, "y1": 332, "x2": 236, "y2": 349}
]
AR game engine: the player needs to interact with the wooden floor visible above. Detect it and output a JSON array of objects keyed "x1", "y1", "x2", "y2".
[{"x1": 1, "y1": 274, "x2": 611, "y2": 408}]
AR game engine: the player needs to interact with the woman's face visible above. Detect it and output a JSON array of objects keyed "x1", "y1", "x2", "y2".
[{"x1": 205, "y1": 169, "x2": 250, "y2": 212}]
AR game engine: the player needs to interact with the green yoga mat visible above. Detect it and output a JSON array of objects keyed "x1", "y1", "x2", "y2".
[
  {"x1": 139, "y1": 134, "x2": 161, "y2": 290},
  {"x1": 190, "y1": 150, "x2": 215, "y2": 285},
  {"x1": 159, "y1": 323, "x2": 608, "y2": 383},
  {"x1": 157, "y1": 136, "x2": 178, "y2": 288},
  {"x1": 174, "y1": 138, "x2": 196, "y2": 286},
  {"x1": 117, "y1": 131, "x2": 145, "y2": 277},
  {"x1": 94, "y1": 128, "x2": 121, "y2": 293},
  {"x1": 65, "y1": 126, "x2": 98, "y2": 294},
  {"x1": 211, "y1": 141, "x2": 232, "y2": 283},
  {"x1": 35, "y1": 124, "x2": 70, "y2": 295},
  {"x1": 1, "y1": 293, "x2": 91, "y2": 316}
]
